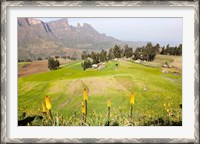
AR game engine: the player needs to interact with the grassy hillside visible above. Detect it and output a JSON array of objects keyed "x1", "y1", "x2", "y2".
[{"x1": 18, "y1": 56, "x2": 182, "y2": 126}]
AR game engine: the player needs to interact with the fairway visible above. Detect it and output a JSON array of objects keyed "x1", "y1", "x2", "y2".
[{"x1": 18, "y1": 57, "x2": 182, "y2": 126}]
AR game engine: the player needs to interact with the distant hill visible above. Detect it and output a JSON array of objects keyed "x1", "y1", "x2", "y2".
[{"x1": 18, "y1": 18, "x2": 146, "y2": 60}]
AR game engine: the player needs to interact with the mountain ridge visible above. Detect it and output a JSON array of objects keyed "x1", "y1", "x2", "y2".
[{"x1": 18, "y1": 18, "x2": 146, "y2": 60}]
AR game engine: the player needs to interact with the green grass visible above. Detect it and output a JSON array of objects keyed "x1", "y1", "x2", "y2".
[{"x1": 18, "y1": 57, "x2": 182, "y2": 126}]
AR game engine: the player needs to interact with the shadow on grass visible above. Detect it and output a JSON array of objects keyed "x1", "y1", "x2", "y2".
[
  {"x1": 143, "y1": 117, "x2": 182, "y2": 126},
  {"x1": 18, "y1": 115, "x2": 43, "y2": 126}
]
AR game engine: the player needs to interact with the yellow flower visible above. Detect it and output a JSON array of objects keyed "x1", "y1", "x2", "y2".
[
  {"x1": 82, "y1": 100, "x2": 84, "y2": 106},
  {"x1": 107, "y1": 98, "x2": 111, "y2": 107},
  {"x1": 45, "y1": 95, "x2": 52, "y2": 110},
  {"x1": 168, "y1": 102, "x2": 170, "y2": 107},
  {"x1": 83, "y1": 88, "x2": 88, "y2": 101},
  {"x1": 42, "y1": 101, "x2": 47, "y2": 113},
  {"x1": 130, "y1": 94, "x2": 135, "y2": 105},
  {"x1": 167, "y1": 109, "x2": 170, "y2": 113},
  {"x1": 82, "y1": 100, "x2": 85, "y2": 114},
  {"x1": 164, "y1": 103, "x2": 166, "y2": 107}
]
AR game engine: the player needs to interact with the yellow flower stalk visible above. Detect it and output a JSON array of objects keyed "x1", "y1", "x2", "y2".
[
  {"x1": 107, "y1": 98, "x2": 111, "y2": 108},
  {"x1": 107, "y1": 98, "x2": 111, "y2": 126},
  {"x1": 45, "y1": 95, "x2": 52, "y2": 110},
  {"x1": 42, "y1": 102, "x2": 47, "y2": 113},
  {"x1": 82, "y1": 100, "x2": 85, "y2": 114},
  {"x1": 81, "y1": 100, "x2": 86, "y2": 124},
  {"x1": 83, "y1": 88, "x2": 88, "y2": 101},
  {"x1": 130, "y1": 94, "x2": 135, "y2": 105},
  {"x1": 130, "y1": 93, "x2": 135, "y2": 124}
]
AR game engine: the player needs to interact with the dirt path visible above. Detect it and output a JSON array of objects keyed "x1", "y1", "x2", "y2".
[
  {"x1": 18, "y1": 60, "x2": 49, "y2": 78},
  {"x1": 18, "y1": 59, "x2": 72, "y2": 78}
]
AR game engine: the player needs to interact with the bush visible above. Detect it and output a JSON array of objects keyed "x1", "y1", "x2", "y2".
[
  {"x1": 55, "y1": 56, "x2": 59, "y2": 59},
  {"x1": 62, "y1": 55, "x2": 67, "y2": 59},
  {"x1": 48, "y1": 57, "x2": 60, "y2": 70},
  {"x1": 38, "y1": 57, "x2": 42, "y2": 61},
  {"x1": 81, "y1": 59, "x2": 92, "y2": 70}
]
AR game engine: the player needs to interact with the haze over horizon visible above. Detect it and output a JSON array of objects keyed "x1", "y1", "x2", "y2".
[{"x1": 37, "y1": 17, "x2": 182, "y2": 46}]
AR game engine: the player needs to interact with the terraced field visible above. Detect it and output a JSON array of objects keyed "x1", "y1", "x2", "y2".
[{"x1": 18, "y1": 55, "x2": 182, "y2": 126}]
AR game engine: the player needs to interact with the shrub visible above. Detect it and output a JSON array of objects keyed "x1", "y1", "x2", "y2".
[
  {"x1": 55, "y1": 55, "x2": 59, "y2": 59},
  {"x1": 81, "y1": 59, "x2": 92, "y2": 70},
  {"x1": 38, "y1": 57, "x2": 42, "y2": 61},
  {"x1": 62, "y1": 55, "x2": 67, "y2": 59},
  {"x1": 48, "y1": 57, "x2": 60, "y2": 70}
]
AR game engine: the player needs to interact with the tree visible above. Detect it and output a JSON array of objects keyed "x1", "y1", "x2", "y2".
[
  {"x1": 133, "y1": 42, "x2": 157, "y2": 61},
  {"x1": 37, "y1": 57, "x2": 42, "y2": 61},
  {"x1": 91, "y1": 52, "x2": 100, "y2": 64},
  {"x1": 108, "y1": 48, "x2": 114, "y2": 60},
  {"x1": 55, "y1": 55, "x2": 59, "y2": 59},
  {"x1": 48, "y1": 57, "x2": 60, "y2": 70},
  {"x1": 177, "y1": 44, "x2": 182, "y2": 56},
  {"x1": 173, "y1": 47, "x2": 177, "y2": 55},
  {"x1": 113, "y1": 44, "x2": 121, "y2": 58},
  {"x1": 144, "y1": 42, "x2": 153, "y2": 61},
  {"x1": 62, "y1": 55, "x2": 67, "y2": 59},
  {"x1": 160, "y1": 44, "x2": 182, "y2": 56},
  {"x1": 124, "y1": 45, "x2": 133, "y2": 58},
  {"x1": 160, "y1": 47, "x2": 165, "y2": 55},
  {"x1": 155, "y1": 43, "x2": 160, "y2": 53},
  {"x1": 81, "y1": 52, "x2": 87, "y2": 60},
  {"x1": 100, "y1": 50, "x2": 107, "y2": 62},
  {"x1": 81, "y1": 59, "x2": 92, "y2": 70},
  {"x1": 133, "y1": 47, "x2": 143, "y2": 60}
]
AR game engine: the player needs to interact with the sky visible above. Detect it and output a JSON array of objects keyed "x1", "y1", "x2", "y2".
[{"x1": 37, "y1": 18, "x2": 182, "y2": 46}]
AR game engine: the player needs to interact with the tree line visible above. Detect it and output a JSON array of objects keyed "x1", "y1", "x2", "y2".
[
  {"x1": 81, "y1": 44, "x2": 134, "y2": 70},
  {"x1": 18, "y1": 54, "x2": 77, "y2": 63},
  {"x1": 18, "y1": 43, "x2": 182, "y2": 71},
  {"x1": 133, "y1": 43, "x2": 160, "y2": 61},
  {"x1": 160, "y1": 44, "x2": 182, "y2": 56},
  {"x1": 81, "y1": 43, "x2": 182, "y2": 70},
  {"x1": 133, "y1": 43, "x2": 182, "y2": 61}
]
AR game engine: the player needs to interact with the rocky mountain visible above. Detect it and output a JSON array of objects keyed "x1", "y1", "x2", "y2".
[{"x1": 18, "y1": 18, "x2": 145, "y2": 60}]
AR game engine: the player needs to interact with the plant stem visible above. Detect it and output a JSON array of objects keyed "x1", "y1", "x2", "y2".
[
  {"x1": 108, "y1": 106, "x2": 110, "y2": 126},
  {"x1": 130, "y1": 104, "x2": 133, "y2": 125},
  {"x1": 82, "y1": 113, "x2": 86, "y2": 125},
  {"x1": 49, "y1": 110, "x2": 53, "y2": 120},
  {"x1": 85, "y1": 100, "x2": 87, "y2": 116}
]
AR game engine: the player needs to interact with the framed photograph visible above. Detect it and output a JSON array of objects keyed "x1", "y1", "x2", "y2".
[{"x1": 1, "y1": 0, "x2": 199, "y2": 143}]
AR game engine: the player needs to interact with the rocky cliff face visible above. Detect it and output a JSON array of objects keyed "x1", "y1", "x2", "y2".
[{"x1": 18, "y1": 18, "x2": 143, "y2": 60}]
